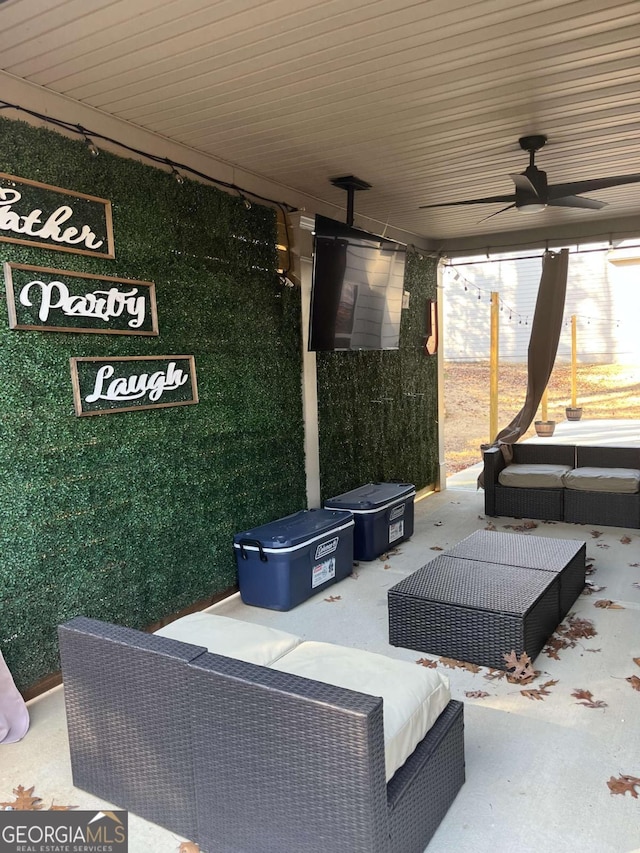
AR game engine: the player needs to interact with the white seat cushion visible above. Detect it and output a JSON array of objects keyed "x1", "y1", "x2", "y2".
[
  {"x1": 155, "y1": 613, "x2": 302, "y2": 666},
  {"x1": 563, "y1": 466, "x2": 640, "y2": 494},
  {"x1": 270, "y1": 641, "x2": 450, "y2": 781},
  {"x1": 498, "y1": 463, "x2": 572, "y2": 489}
]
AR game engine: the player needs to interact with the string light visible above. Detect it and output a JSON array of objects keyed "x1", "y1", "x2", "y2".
[
  {"x1": 169, "y1": 163, "x2": 184, "y2": 184},
  {"x1": 80, "y1": 131, "x2": 99, "y2": 157},
  {"x1": 443, "y1": 262, "x2": 624, "y2": 330},
  {"x1": 0, "y1": 99, "x2": 296, "y2": 216}
]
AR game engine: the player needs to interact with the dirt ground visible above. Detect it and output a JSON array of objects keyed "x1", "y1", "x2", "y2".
[{"x1": 443, "y1": 362, "x2": 640, "y2": 475}]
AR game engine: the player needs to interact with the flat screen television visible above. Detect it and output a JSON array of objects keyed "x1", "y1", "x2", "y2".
[{"x1": 308, "y1": 214, "x2": 407, "y2": 351}]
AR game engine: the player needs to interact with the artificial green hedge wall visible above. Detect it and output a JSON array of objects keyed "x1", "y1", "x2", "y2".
[
  {"x1": 0, "y1": 117, "x2": 306, "y2": 690},
  {"x1": 316, "y1": 252, "x2": 438, "y2": 499}
]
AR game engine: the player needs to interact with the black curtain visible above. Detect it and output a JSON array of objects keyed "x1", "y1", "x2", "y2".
[{"x1": 479, "y1": 248, "x2": 569, "y2": 485}]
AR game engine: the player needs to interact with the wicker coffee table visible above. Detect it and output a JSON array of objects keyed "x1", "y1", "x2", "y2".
[
  {"x1": 445, "y1": 530, "x2": 586, "y2": 618},
  {"x1": 388, "y1": 531, "x2": 586, "y2": 670}
]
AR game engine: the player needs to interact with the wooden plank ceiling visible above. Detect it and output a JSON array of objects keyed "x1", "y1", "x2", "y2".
[{"x1": 2, "y1": 0, "x2": 640, "y2": 251}]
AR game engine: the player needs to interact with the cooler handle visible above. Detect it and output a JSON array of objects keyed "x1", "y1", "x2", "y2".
[{"x1": 238, "y1": 539, "x2": 268, "y2": 562}]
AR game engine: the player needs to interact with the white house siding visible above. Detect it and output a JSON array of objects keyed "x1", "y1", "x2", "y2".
[{"x1": 442, "y1": 242, "x2": 640, "y2": 365}]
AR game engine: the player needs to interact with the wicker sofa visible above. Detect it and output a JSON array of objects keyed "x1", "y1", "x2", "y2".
[
  {"x1": 58, "y1": 614, "x2": 465, "y2": 853},
  {"x1": 483, "y1": 443, "x2": 640, "y2": 528}
]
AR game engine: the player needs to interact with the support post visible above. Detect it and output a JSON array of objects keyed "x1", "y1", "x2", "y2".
[
  {"x1": 571, "y1": 314, "x2": 577, "y2": 407},
  {"x1": 489, "y1": 292, "x2": 499, "y2": 442}
]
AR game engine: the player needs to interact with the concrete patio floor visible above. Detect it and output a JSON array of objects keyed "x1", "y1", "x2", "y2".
[{"x1": 2, "y1": 420, "x2": 640, "y2": 852}]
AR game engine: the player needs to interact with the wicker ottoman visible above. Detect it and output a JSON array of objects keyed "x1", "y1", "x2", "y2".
[
  {"x1": 444, "y1": 530, "x2": 586, "y2": 618},
  {"x1": 388, "y1": 555, "x2": 560, "y2": 670}
]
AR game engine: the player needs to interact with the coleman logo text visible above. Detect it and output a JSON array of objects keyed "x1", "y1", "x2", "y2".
[{"x1": 315, "y1": 537, "x2": 339, "y2": 559}]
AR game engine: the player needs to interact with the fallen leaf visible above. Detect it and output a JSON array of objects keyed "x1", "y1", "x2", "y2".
[
  {"x1": 504, "y1": 520, "x2": 538, "y2": 533},
  {"x1": 383, "y1": 563, "x2": 391, "y2": 570},
  {"x1": 503, "y1": 650, "x2": 537, "y2": 683},
  {"x1": 178, "y1": 843, "x2": 201, "y2": 853},
  {"x1": 557, "y1": 615, "x2": 597, "y2": 641},
  {"x1": 607, "y1": 775, "x2": 640, "y2": 798},
  {"x1": 585, "y1": 648, "x2": 602, "y2": 653},
  {"x1": 543, "y1": 636, "x2": 571, "y2": 660},
  {"x1": 594, "y1": 599, "x2": 625, "y2": 609},
  {"x1": 323, "y1": 595, "x2": 341, "y2": 603},
  {"x1": 626, "y1": 675, "x2": 640, "y2": 692},
  {"x1": 416, "y1": 658, "x2": 438, "y2": 668},
  {"x1": 465, "y1": 690, "x2": 490, "y2": 699},
  {"x1": 439, "y1": 657, "x2": 481, "y2": 673},
  {"x1": 0, "y1": 786, "x2": 77, "y2": 812},
  {"x1": 582, "y1": 582, "x2": 606, "y2": 595},
  {"x1": 521, "y1": 680, "x2": 557, "y2": 701},
  {"x1": 590, "y1": 530, "x2": 603, "y2": 538},
  {"x1": 378, "y1": 548, "x2": 402, "y2": 561},
  {"x1": 483, "y1": 668, "x2": 506, "y2": 681},
  {"x1": 596, "y1": 542, "x2": 610, "y2": 549},
  {"x1": 633, "y1": 658, "x2": 640, "y2": 667},
  {"x1": 572, "y1": 688, "x2": 608, "y2": 709},
  {"x1": 0, "y1": 786, "x2": 43, "y2": 811},
  {"x1": 485, "y1": 522, "x2": 497, "y2": 531},
  {"x1": 620, "y1": 536, "x2": 632, "y2": 544},
  {"x1": 430, "y1": 546, "x2": 443, "y2": 551}
]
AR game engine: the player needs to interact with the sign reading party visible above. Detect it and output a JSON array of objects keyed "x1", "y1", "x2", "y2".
[
  {"x1": 0, "y1": 172, "x2": 114, "y2": 258},
  {"x1": 4, "y1": 263, "x2": 158, "y2": 335},
  {"x1": 70, "y1": 355, "x2": 198, "y2": 416}
]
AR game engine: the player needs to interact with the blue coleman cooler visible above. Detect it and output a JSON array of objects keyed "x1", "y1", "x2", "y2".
[
  {"x1": 233, "y1": 509, "x2": 355, "y2": 611},
  {"x1": 324, "y1": 482, "x2": 415, "y2": 561}
]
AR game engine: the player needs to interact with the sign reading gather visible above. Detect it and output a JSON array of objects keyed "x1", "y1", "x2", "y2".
[
  {"x1": 70, "y1": 355, "x2": 198, "y2": 416},
  {"x1": 0, "y1": 172, "x2": 114, "y2": 258},
  {"x1": 4, "y1": 263, "x2": 158, "y2": 335}
]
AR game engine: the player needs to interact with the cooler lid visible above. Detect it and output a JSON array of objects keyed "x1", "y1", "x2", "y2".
[
  {"x1": 233, "y1": 508, "x2": 354, "y2": 550},
  {"x1": 324, "y1": 482, "x2": 415, "y2": 511}
]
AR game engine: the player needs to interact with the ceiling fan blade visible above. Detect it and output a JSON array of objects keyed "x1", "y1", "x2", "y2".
[
  {"x1": 419, "y1": 193, "x2": 515, "y2": 209},
  {"x1": 548, "y1": 173, "x2": 640, "y2": 199},
  {"x1": 510, "y1": 173, "x2": 538, "y2": 195},
  {"x1": 476, "y1": 203, "x2": 517, "y2": 222},
  {"x1": 547, "y1": 195, "x2": 607, "y2": 210}
]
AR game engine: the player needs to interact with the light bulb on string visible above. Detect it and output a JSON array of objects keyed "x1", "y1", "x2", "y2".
[{"x1": 83, "y1": 135, "x2": 99, "y2": 157}]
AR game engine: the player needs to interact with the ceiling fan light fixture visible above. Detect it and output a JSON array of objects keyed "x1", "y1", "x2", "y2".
[{"x1": 517, "y1": 202, "x2": 546, "y2": 213}]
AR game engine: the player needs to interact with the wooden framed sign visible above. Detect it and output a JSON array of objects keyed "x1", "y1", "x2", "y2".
[
  {"x1": 4, "y1": 263, "x2": 158, "y2": 335},
  {"x1": 0, "y1": 172, "x2": 114, "y2": 258},
  {"x1": 70, "y1": 355, "x2": 198, "y2": 417}
]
